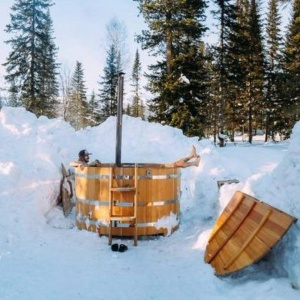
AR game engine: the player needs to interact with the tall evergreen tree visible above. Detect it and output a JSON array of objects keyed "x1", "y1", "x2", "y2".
[
  {"x1": 37, "y1": 9, "x2": 59, "y2": 118},
  {"x1": 265, "y1": 0, "x2": 284, "y2": 141},
  {"x1": 202, "y1": 45, "x2": 218, "y2": 139},
  {"x1": 3, "y1": 0, "x2": 59, "y2": 117},
  {"x1": 98, "y1": 45, "x2": 119, "y2": 119},
  {"x1": 225, "y1": 0, "x2": 252, "y2": 139},
  {"x1": 247, "y1": 0, "x2": 265, "y2": 142},
  {"x1": 229, "y1": 0, "x2": 265, "y2": 143},
  {"x1": 87, "y1": 90, "x2": 102, "y2": 126},
  {"x1": 211, "y1": 0, "x2": 239, "y2": 144},
  {"x1": 131, "y1": 49, "x2": 145, "y2": 119},
  {"x1": 125, "y1": 103, "x2": 131, "y2": 116},
  {"x1": 134, "y1": 0, "x2": 209, "y2": 137},
  {"x1": 283, "y1": 0, "x2": 300, "y2": 135},
  {"x1": 67, "y1": 61, "x2": 88, "y2": 130}
]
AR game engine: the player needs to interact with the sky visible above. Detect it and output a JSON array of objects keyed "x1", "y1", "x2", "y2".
[{"x1": 0, "y1": 106, "x2": 300, "y2": 299}]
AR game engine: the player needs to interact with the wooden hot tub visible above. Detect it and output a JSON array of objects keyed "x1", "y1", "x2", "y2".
[{"x1": 74, "y1": 163, "x2": 181, "y2": 237}]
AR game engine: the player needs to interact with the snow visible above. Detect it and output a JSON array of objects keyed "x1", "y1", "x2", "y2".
[
  {"x1": 179, "y1": 73, "x2": 190, "y2": 84},
  {"x1": 0, "y1": 106, "x2": 299, "y2": 300}
]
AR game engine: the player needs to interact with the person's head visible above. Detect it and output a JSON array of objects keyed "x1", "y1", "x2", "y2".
[{"x1": 78, "y1": 149, "x2": 92, "y2": 163}]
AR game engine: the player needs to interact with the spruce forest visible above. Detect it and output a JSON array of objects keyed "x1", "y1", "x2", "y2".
[{"x1": 1, "y1": 0, "x2": 299, "y2": 143}]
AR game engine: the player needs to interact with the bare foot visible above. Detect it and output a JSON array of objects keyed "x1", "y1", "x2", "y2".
[
  {"x1": 194, "y1": 155, "x2": 201, "y2": 167},
  {"x1": 190, "y1": 145, "x2": 197, "y2": 158}
]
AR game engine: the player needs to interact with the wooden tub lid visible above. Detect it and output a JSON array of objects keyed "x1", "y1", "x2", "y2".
[{"x1": 204, "y1": 191, "x2": 297, "y2": 276}]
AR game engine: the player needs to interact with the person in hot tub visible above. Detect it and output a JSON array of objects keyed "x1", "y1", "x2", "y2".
[
  {"x1": 69, "y1": 149, "x2": 101, "y2": 170},
  {"x1": 70, "y1": 146, "x2": 200, "y2": 169}
]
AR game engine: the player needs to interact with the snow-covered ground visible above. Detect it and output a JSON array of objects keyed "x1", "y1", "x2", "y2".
[{"x1": 0, "y1": 107, "x2": 299, "y2": 299}]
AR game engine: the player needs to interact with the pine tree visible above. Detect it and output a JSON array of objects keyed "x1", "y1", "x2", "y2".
[
  {"x1": 134, "y1": 0, "x2": 209, "y2": 137},
  {"x1": 265, "y1": 0, "x2": 284, "y2": 141},
  {"x1": 227, "y1": 0, "x2": 265, "y2": 143},
  {"x1": 67, "y1": 61, "x2": 88, "y2": 130},
  {"x1": 283, "y1": 0, "x2": 300, "y2": 135},
  {"x1": 98, "y1": 45, "x2": 119, "y2": 119},
  {"x1": 7, "y1": 80, "x2": 21, "y2": 107},
  {"x1": 247, "y1": 0, "x2": 265, "y2": 142},
  {"x1": 130, "y1": 49, "x2": 145, "y2": 119},
  {"x1": 125, "y1": 103, "x2": 131, "y2": 116},
  {"x1": 226, "y1": 0, "x2": 252, "y2": 139},
  {"x1": 37, "y1": 9, "x2": 59, "y2": 118},
  {"x1": 3, "y1": 0, "x2": 59, "y2": 117},
  {"x1": 204, "y1": 45, "x2": 221, "y2": 141},
  {"x1": 211, "y1": 0, "x2": 239, "y2": 144},
  {"x1": 87, "y1": 90, "x2": 102, "y2": 126}
]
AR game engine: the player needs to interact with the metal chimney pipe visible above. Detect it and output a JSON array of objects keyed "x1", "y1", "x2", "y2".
[{"x1": 115, "y1": 72, "x2": 125, "y2": 166}]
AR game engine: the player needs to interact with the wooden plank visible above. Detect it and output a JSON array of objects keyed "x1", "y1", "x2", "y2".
[
  {"x1": 206, "y1": 201, "x2": 256, "y2": 263},
  {"x1": 223, "y1": 209, "x2": 272, "y2": 270},
  {"x1": 208, "y1": 191, "x2": 245, "y2": 243},
  {"x1": 110, "y1": 216, "x2": 136, "y2": 222},
  {"x1": 110, "y1": 187, "x2": 136, "y2": 192},
  {"x1": 60, "y1": 163, "x2": 74, "y2": 217}
]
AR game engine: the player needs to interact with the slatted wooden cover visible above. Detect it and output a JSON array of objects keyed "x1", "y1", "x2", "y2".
[
  {"x1": 75, "y1": 164, "x2": 181, "y2": 236},
  {"x1": 60, "y1": 163, "x2": 73, "y2": 217},
  {"x1": 204, "y1": 191, "x2": 297, "y2": 276}
]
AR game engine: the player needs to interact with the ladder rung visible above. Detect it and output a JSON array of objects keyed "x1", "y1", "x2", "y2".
[
  {"x1": 108, "y1": 164, "x2": 138, "y2": 246},
  {"x1": 110, "y1": 187, "x2": 136, "y2": 192},
  {"x1": 110, "y1": 216, "x2": 136, "y2": 222}
]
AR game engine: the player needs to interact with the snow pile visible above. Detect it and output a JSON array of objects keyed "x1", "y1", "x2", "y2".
[
  {"x1": 0, "y1": 106, "x2": 299, "y2": 299},
  {"x1": 251, "y1": 122, "x2": 300, "y2": 288}
]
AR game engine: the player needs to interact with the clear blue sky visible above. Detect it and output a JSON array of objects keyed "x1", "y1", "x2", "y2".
[{"x1": 0, "y1": 0, "x2": 291, "y2": 98}]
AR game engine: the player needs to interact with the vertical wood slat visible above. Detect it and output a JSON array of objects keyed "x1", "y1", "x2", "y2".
[
  {"x1": 133, "y1": 164, "x2": 138, "y2": 246},
  {"x1": 108, "y1": 166, "x2": 113, "y2": 245},
  {"x1": 206, "y1": 201, "x2": 256, "y2": 263},
  {"x1": 223, "y1": 209, "x2": 272, "y2": 270},
  {"x1": 208, "y1": 192, "x2": 245, "y2": 243}
]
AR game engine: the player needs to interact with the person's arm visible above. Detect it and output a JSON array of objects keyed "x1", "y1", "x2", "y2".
[
  {"x1": 88, "y1": 159, "x2": 101, "y2": 167},
  {"x1": 69, "y1": 161, "x2": 80, "y2": 167},
  {"x1": 69, "y1": 161, "x2": 85, "y2": 170}
]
